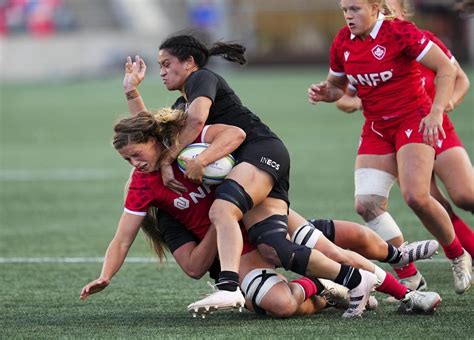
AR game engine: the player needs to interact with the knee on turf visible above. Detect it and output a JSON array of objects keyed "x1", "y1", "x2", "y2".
[{"x1": 241, "y1": 268, "x2": 296, "y2": 317}]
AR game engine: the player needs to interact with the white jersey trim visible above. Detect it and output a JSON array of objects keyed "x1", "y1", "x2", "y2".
[
  {"x1": 416, "y1": 40, "x2": 434, "y2": 62},
  {"x1": 330, "y1": 68, "x2": 345, "y2": 77},
  {"x1": 201, "y1": 125, "x2": 210, "y2": 143},
  {"x1": 124, "y1": 208, "x2": 147, "y2": 216},
  {"x1": 351, "y1": 12, "x2": 385, "y2": 40}
]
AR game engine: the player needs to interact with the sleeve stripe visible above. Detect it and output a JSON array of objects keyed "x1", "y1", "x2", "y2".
[
  {"x1": 329, "y1": 68, "x2": 345, "y2": 77},
  {"x1": 201, "y1": 125, "x2": 210, "y2": 143},
  {"x1": 450, "y1": 56, "x2": 456, "y2": 64},
  {"x1": 124, "y1": 208, "x2": 147, "y2": 216},
  {"x1": 416, "y1": 40, "x2": 434, "y2": 62}
]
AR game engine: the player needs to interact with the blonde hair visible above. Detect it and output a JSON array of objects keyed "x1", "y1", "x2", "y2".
[
  {"x1": 384, "y1": 0, "x2": 414, "y2": 18},
  {"x1": 113, "y1": 108, "x2": 187, "y2": 157},
  {"x1": 365, "y1": 0, "x2": 398, "y2": 19}
]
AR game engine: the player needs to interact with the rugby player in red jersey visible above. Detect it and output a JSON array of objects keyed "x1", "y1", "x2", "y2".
[
  {"x1": 308, "y1": 0, "x2": 472, "y2": 294},
  {"x1": 334, "y1": 0, "x2": 474, "y2": 289}
]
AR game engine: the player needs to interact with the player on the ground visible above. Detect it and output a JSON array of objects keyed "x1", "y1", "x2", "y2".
[{"x1": 80, "y1": 109, "x2": 441, "y2": 318}]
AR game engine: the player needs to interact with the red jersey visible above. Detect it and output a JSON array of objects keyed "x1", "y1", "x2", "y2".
[
  {"x1": 124, "y1": 129, "x2": 256, "y2": 254},
  {"x1": 125, "y1": 163, "x2": 215, "y2": 240},
  {"x1": 330, "y1": 15, "x2": 433, "y2": 122}
]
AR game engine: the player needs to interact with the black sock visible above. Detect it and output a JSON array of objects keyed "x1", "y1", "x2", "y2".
[
  {"x1": 310, "y1": 278, "x2": 326, "y2": 295},
  {"x1": 385, "y1": 244, "x2": 402, "y2": 264},
  {"x1": 217, "y1": 271, "x2": 240, "y2": 291},
  {"x1": 334, "y1": 265, "x2": 362, "y2": 290}
]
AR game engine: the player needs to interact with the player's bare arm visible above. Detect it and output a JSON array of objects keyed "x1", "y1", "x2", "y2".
[
  {"x1": 172, "y1": 225, "x2": 218, "y2": 279},
  {"x1": 124, "y1": 55, "x2": 147, "y2": 115},
  {"x1": 418, "y1": 44, "x2": 456, "y2": 145},
  {"x1": 308, "y1": 74, "x2": 347, "y2": 104},
  {"x1": 80, "y1": 212, "x2": 144, "y2": 300},
  {"x1": 182, "y1": 124, "x2": 245, "y2": 183},
  {"x1": 160, "y1": 96, "x2": 212, "y2": 193}
]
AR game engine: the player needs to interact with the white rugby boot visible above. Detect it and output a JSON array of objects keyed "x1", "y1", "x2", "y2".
[
  {"x1": 366, "y1": 295, "x2": 379, "y2": 310},
  {"x1": 187, "y1": 282, "x2": 245, "y2": 318},
  {"x1": 392, "y1": 240, "x2": 439, "y2": 268},
  {"x1": 450, "y1": 250, "x2": 472, "y2": 294},
  {"x1": 399, "y1": 271, "x2": 428, "y2": 291},
  {"x1": 319, "y1": 279, "x2": 350, "y2": 309},
  {"x1": 342, "y1": 270, "x2": 378, "y2": 319},
  {"x1": 319, "y1": 279, "x2": 378, "y2": 311},
  {"x1": 385, "y1": 271, "x2": 427, "y2": 304},
  {"x1": 398, "y1": 290, "x2": 441, "y2": 314}
]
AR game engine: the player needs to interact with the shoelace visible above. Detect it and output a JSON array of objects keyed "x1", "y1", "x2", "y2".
[
  {"x1": 321, "y1": 287, "x2": 337, "y2": 306},
  {"x1": 451, "y1": 256, "x2": 467, "y2": 279},
  {"x1": 195, "y1": 281, "x2": 219, "y2": 298}
]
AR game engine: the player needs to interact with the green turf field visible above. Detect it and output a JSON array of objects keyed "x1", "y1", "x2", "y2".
[{"x1": 1, "y1": 67, "x2": 473, "y2": 338}]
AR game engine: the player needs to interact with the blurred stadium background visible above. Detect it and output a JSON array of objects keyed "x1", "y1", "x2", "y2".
[
  {"x1": 0, "y1": 1, "x2": 473, "y2": 338},
  {"x1": 0, "y1": 0, "x2": 473, "y2": 81}
]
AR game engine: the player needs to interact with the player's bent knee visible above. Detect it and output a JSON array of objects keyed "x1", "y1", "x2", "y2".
[
  {"x1": 241, "y1": 268, "x2": 285, "y2": 315},
  {"x1": 208, "y1": 200, "x2": 241, "y2": 225},
  {"x1": 307, "y1": 219, "x2": 335, "y2": 243},
  {"x1": 248, "y1": 215, "x2": 311, "y2": 275},
  {"x1": 402, "y1": 190, "x2": 430, "y2": 212},
  {"x1": 291, "y1": 222, "x2": 323, "y2": 248},
  {"x1": 355, "y1": 195, "x2": 389, "y2": 220},
  {"x1": 214, "y1": 179, "x2": 254, "y2": 214}
]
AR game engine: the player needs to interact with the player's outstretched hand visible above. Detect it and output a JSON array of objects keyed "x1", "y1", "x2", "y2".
[
  {"x1": 308, "y1": 81, "x2": 329, "y2": 104},
  {"x1": 80, "y1": 278, "x2": 110, "y2": 300},
  {"x1": 123, "y1": 55, "x2": 147, "y2": 93}
]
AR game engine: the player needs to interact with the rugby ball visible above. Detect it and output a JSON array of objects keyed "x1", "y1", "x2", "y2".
[{"x1": 177, "y1": 143, "x2": 235, "y2": 185}]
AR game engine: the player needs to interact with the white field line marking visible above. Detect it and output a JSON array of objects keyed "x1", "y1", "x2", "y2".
[
  {"x1": 0, "y1": 169, "x2": 126, "y2": 181},
  {"x1": 0, "y1": 257, "x2": 176, "y2": 264},
  {"x1": 0, "y1": 257, "x2": 448, "y2": 264}
]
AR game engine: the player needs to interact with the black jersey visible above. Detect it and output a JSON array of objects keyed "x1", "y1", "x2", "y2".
[{"x1": 171, "y1": 68, "x2": 278, "y2": 143}]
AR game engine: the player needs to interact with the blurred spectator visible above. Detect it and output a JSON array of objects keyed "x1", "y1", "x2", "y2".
[
  {"x1": 188, "y1": 0, "x2": 219, "y2": 31},
  {"x1": 0, "y1": 0, "x2": 75, "y2": 37},
  {"x1": 454, "y1": 0, "x2": 474, "y2": 16}
]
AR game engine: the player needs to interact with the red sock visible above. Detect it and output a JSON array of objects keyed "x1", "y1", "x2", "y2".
[
  {"x1": 376, "y1": 272, "x2": 408, "y2": 300},
  {"x1": 443, "y1": 236, "x2": 464, "y2": 259},
  {"x1": 451, "y1": 213, "x2": 474, "y2": 258},
  {"x1": 291, "y1": 277, "x2": 317, "y2": 300},
  {"x1": 394, "y1": 262, "x2": 417, "y2": 279}
]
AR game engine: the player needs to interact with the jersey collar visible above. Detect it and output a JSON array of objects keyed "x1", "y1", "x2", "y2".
[{"x1": 350, "y1": 12, "x2": 385, "y2": 40}]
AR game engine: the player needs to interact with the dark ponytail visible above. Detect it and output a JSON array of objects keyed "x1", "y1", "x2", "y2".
[
  {"x1": 160, "y1": 34, "x2": 246, "y2": 67},
  {"x1": 209, "y1": 42, "x2": 246, "y2": 65}
]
